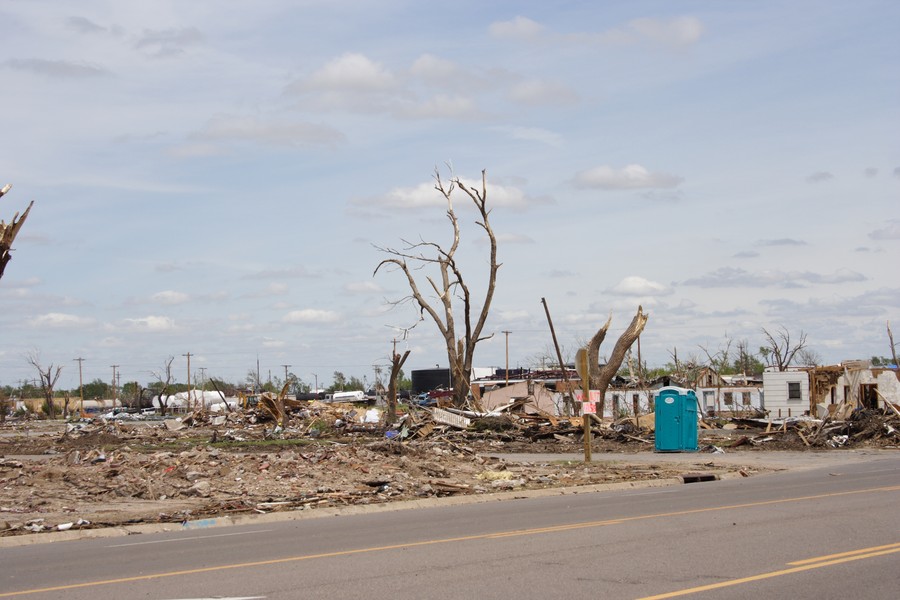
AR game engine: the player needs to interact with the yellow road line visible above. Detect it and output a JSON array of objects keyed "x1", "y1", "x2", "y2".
[
  {"x1": 788, "y1": 541, "x2": 900, "y2": 565},
  {"x1": 2, "y1": 484, "x2": 897, "y2": 597},
  {"x1": 638, "y1": 545, "x2": 900, "y2": 599}
]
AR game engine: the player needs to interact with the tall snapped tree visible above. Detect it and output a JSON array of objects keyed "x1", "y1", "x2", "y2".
[
  {"x1": 585, "y1": 307, "x2": 649, "y2": 417},
  {"x1": 0, "y1": 184, "x2": 34, "y2": 282},
  {"x1": 375, "y1": 167, "x2": 499, "y2": 407}
]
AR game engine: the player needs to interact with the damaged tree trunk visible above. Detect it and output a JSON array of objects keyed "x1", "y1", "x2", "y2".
[
  {"x1": 0, "y1": 184, "x2": 34, "y2": 282},
  {"x1": 386, "y1": 349, "x2": 410, "y2": 426},
  {"x1": 587, "y1": 306, "x2": 649, "y2": 418}
]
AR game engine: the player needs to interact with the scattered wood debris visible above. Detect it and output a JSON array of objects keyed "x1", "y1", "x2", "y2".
[{"x1": 1, "y1": 396, "x2": 897, "y2": 537}]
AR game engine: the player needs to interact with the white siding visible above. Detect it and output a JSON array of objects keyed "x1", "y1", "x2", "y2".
[{"x1": 762, "y1": 371, "x2": 810, "y2": 417}]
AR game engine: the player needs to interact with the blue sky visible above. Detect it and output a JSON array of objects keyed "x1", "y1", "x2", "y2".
[{"x1": 1, "y1": 0, "x2": 898, "y2": 391}]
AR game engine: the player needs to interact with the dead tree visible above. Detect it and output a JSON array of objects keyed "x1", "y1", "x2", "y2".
[
  {"x1": 760, "y1": 326, "x2": 807, "y2": 371},
  {"x1": 151, "y1": 356, "x2": 176, "y2": 416},
  {"x1": 586, "y1": 307, "x2": 649, "y2": 418},
  {"x1": 386, "y1": 349, "x2": 410, "y2": 426},
  {"x1": 699, "y1": 339, "x2": 732, "y2": 414},
  {"x1": 375, "y1": 167, "x2": 499, "y2": 407},
  {"x1": 0, "y1": 184, "x2": 34, "y2": 282},
  {"x1": 26, "y1": 352, "x2": 62, "y2": 419}
]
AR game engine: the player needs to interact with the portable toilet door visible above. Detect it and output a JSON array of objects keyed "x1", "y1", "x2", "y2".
[{"x1": 655, "y1": 387, "x2": 699, "y2": 452}]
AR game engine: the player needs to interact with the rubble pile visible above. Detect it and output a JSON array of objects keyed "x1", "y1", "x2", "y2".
[
  {"x1": 0, "y1": 428, "x2": 721, "y2": 536},
  {"x1": 698, "y1": 406, "x2": 900, "y2": 450},
  {"x1": 2, "y1": 396, "x2": 897, "y2": 537}
]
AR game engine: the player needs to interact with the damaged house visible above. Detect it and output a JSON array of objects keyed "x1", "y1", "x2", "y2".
[{"x1": 762, "y1": 360, "x2": 900, "y2": 417}]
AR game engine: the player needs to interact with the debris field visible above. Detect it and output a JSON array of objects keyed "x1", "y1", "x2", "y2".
[{"x1": 1, "y1": 398, "x2": 897, "y2": 537}]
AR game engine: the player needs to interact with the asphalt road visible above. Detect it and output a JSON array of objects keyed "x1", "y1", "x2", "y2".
[{"x1": 2, "y1": 453, "x2": 898, "y2": 599}]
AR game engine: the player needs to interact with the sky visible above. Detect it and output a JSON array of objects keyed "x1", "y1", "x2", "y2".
[{"x1": 1, "y1": 0, "x2": 898, "y2": 392}]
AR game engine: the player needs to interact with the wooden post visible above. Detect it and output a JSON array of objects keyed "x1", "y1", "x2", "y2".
[{"x1": 578, "y1": 348, "x2": 591, "y2": 462}]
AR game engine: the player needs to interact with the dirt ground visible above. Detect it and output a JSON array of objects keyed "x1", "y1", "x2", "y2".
[{"x1": 1, "y1": 404, "x2": 896, "y2": 538}]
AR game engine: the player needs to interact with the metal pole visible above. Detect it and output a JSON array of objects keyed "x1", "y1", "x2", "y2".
[
  {"x1": 110, "y1": 365, "x2": 119, "y2": 409},
  {"x1": 281, "y1": 364, "x2": 291, "y2": 388},
  {"x1": 183, "y1": 353, "x2": 192, "y2": 410},
  {"x1": 502, "y1": 330, "x2": 511, "y2": 386},
  {"x1": 74, "y1": 357, "x2": 84, "y2": 416}
]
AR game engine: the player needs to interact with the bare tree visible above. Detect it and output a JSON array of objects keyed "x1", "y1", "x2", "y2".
[
  {"x1": 26, "y1": 352, "x2": 62, "y2": 419},
  {"x1": 796, "y1": 347, "x2": 823, "y2": 367},
  {"x1": 151, "y1": 356, "x2": 176, "y2": 416},
  {"x1": 759, "y1": 326, "x2": 807, "y2": 371},
  {"x1": 699, "y1": 338, "x2": 732, "y2": 414},
  {"x1": 375, "y1": 167, "x2": 499, "y2": 407},
  {"x1": 586, "y1": 307, "x2": 649, "y2": 417},
  {"x1": 0, "y1": 184, "x2": 34, "y2": 282}
]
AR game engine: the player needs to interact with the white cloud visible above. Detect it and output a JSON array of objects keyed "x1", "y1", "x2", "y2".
[
  {"x1": 134, "y1": 27, "x2": 204, "y2": 57},
  {"x1": 189, "y1": 115, "x2": 345, "y2": 148},
  {"x1": 489, "y1": 16, "x2": 544, "y2": 40},
  {"x1": 495, "y1": 233, "x2": 535, "y2": 244},
  {"x1": 403, "y1": 94, "x2": 483, "y2": 120},
  {"x1": 868, "y1": 220, "x2": 900, "y2": 240},
  {"x1": 283, "y1": 309, "x2": 340, "y2": 323},
  {"x1": 345, "y1": 281, "x2": 383, "y2": 293},
  {"x1": 358, "y1": 178, "x2": 551, "y2": 211},
  {"x1": 681, "y1": 267, "x2": 866, "y2": 288},
  {"x1": 410, "y1": 54, "x2": 464, "y2": 82},
  {"x1": 168, "y1": 142, "x2": 225, "y2": 158},
  {"x1": 499, "y1": 126, "x2": 564, "y2": 147},
  {"x1": 122, "y1": 315, "x2": 176, "y2": 332},
  {"x1": 4, "y1": 58, "x2": 110, "y2": 78},
  {"x1": 151, "y1": 290, "x2": 190, "y2": 305},
  {"x1": 302, "y1": 53, "x2": 396, "y2": 91},
  {"x1": 28, "y1": 312, "x2": 95, "y2": 328},
  {"x1": 261, "y1": 337, "x2": 286, "y2": 348},
  {"x1": 491, "y1": 15, "x2": 703, "y2": 48},
  {"x1": 97, "y1": 336, "x2": 125, "y2": 348},
  {"x1": 574, "y1": 164, "x2": 683, "y2": 190},
  {"x1": 360, "y1": 182, "x2": 443, "y2": 210},
  {"x1": 267, "y1": 283, "x2": 289, "y2": 295},
  {"x1": 498, "y1": 309, "x2": 530, "y2": 320},
  {"x1": 756, "y1": 238, "x2": 807, "y2": 247},
  {"x1": 607, "y1": 276, "x2": 669, "y2": 296},
  {"x1": 625, "y1": 16, "x2": 704, "y2": 47},
  {"x1": 508, "y1": 79, "x2": 578, "y2": 106}
]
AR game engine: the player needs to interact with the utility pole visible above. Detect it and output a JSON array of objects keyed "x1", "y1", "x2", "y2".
[
  {"x1": 198, "y1": 367, "x2": 207, "y2": 391},
  {"x1": 110, "y1": 364, "x2": 119, "y2": 409},
  {"x1": 541, "y1": 297, "x2": 574, "y2": 416},
  {"x1": 502, "y1": 330, "x2": 512, "y2": 387},
  {"x1": 312, "y1": 373, "x2": 318, "y2": 394},
  {"x1": 281, "y1": 364, "x2": 291, "y2": 386},
  {"x1": 73, "y1": 357, "x2": 85, "y2": 416},
  {"x1": 182, "y1": 353, "x2": 192, "y2": 410}
]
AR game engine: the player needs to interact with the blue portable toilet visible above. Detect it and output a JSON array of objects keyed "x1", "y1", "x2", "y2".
[{"x1": 655, "y1": 386, "x2": 699, "y2": 452}]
